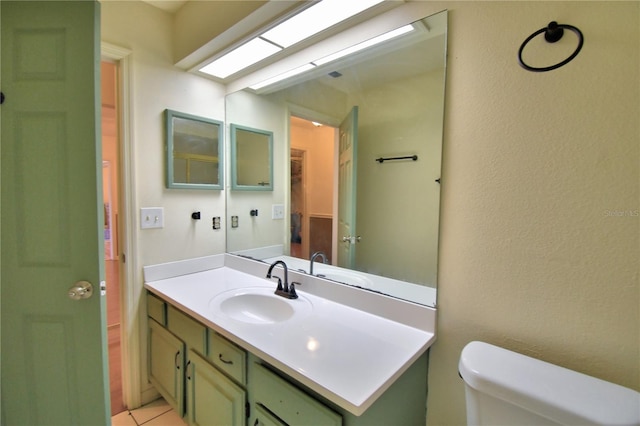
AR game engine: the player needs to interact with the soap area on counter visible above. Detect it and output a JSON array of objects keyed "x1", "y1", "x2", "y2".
[{"x1": 143, "y1": 254, "x2": 436, "y2": 425}]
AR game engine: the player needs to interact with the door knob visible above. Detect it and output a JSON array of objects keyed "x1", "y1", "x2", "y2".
[
  {"x1": 342, "y1": 235, "x2": 361, "y2": 244},
  {"x1": 68, "y1": 281, "x2": 93, "y2": 300}
]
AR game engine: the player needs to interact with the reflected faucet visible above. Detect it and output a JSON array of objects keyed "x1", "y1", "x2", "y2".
[
  {"x1": 310, "y1": 251, "x2": 327, "y2": 276},
  {"x1": 266, "y1": 260, "x2": 298, "y2": 299}
]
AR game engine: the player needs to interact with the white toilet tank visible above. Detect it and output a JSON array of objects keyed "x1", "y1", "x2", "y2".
[{"x1": 459, "y1": 341, "x2": 640, "y2": 425}]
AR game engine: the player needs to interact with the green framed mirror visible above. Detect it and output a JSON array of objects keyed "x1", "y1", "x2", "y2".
[
  {"x1": 230, "y1": 124, "x2": 274, "y2": 191},
  {"x1": 165, "y1": 109, "x2": 223, "y2": 190}
]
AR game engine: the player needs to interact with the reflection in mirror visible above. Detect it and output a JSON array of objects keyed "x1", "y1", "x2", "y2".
[
  {"x1": 225, "y1": 10, "x2": 447, "y2": 306},
  {"x1": 230, "y1": 124, "x2": 274, "y2": 191},
  {"x1": 165, "y1": 109, "x2": 223, "y2": 189}
]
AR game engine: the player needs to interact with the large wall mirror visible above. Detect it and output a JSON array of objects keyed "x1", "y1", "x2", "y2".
[
  {"x1": 225, "y1": 9, "x2": 447, "y2": 307},
  {"x1": 166, "y1": 109, "x2": 223, "y2": 189}
]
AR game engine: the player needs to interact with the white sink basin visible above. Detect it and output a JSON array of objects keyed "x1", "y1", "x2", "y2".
[
  {"x1": 210, "y1": 287, "x2": 311, "y2": 324},
  {"x1": 315, "y1": 269, "x2": 373, "y2": 288}
]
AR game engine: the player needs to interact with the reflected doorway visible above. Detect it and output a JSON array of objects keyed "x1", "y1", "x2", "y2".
[
  {"x1": 289, "y1": 116, "x2": 336, "y2": 263},
  {"x1": 290, "y1": 149, "x2": 305, "y2": 258}
]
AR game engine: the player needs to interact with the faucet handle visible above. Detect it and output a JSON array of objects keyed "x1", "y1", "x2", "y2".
[
  {"x1": 289, "y1": 282, "x2": 299, "y2": 299},
  {"x1": 272, "y1": 276, "x2": 283, "y2": 291}
]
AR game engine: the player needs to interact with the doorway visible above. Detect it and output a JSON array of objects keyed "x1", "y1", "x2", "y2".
[
  {"x1": 101, "y1": 60, "x2": 125, "y2": 416},
  {"x1": 290, "y1": 149, "x2": 306, "y2": 258},
  {"x1": 289, "y1": 116, "x2": 336, "y2": 262}
]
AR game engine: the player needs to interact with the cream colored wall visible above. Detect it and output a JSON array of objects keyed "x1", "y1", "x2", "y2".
[
  {"x1": 428, "y1": 1, "x2": 639, "y2": 424},
  {"x1": 101, "y1": 1, "x2": 227, "y2": 270},
  {"x1": 172, "y1": 0, "x2": 265, "y2": 64}
]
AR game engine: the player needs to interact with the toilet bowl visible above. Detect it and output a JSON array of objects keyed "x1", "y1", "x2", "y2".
[{"x1": 459, "y1": 341, "x2": 640, "y2": 425}]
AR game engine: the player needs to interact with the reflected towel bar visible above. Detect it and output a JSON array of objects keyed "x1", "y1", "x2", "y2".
[{"x1": 376, "y1": 155, "x2": 418, "y2": 163}]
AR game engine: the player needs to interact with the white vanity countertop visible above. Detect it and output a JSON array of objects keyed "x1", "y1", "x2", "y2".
[{"x1": 144, "y1": 261, "x2": 436, "y2": 416}]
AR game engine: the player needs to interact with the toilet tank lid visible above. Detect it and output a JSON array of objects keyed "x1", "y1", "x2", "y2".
[{"x1": 459, "y1": 341, "x2": 640, "y2": 425}]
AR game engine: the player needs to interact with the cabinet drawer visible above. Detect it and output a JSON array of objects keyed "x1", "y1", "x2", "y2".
[
  {"x1": 252, "y1": 362, "x2": 342, "y2": 426},
  {"x1": 252, "y1": 403, "x2": 286, "y2": 426},
  {"x1": 147, "y1": 293, "x2": 166, "y2": 325},
  {"x1": 208, "y1": 330, "x2": 246, "y2": 385},
  {"x1": 167, "y1": 305, "x2": 206, "y2": 354}
]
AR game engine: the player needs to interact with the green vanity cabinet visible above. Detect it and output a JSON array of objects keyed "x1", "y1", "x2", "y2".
[
  {"x1": 249, "y1": 357, "x2": 342, "y2": 426},
  {"x1": 147, "y1": 293, "x2": 248, "y2": 425},
  {"x1": 186, "y1": 349, "x2": 246, "y2": 425},
  {"x1": 248, "y1": 351, "x2": 428, "y2": 426},
  {"x1": 147, "y1": 292, "x2": 427, "y2": 426},
  {"x1": 148, "y1": 318, "x2": 185, "y2": 415}
]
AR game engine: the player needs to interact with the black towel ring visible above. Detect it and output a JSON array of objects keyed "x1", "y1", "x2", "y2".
[{"x1": 518, "y1": 21, "x2": 584, "y2": 72}]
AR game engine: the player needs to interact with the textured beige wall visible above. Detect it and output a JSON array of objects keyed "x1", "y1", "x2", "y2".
[
  {"x1": 428, "y1": 2, "x2": 639, "y2": 425},
  {"x1": 173, "y1": 0, "x2": 265, "y2": 63}
]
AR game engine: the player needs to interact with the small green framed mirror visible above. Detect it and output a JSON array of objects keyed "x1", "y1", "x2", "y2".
[
  {"x1": 166, "y1": 109, "x2": 223, "y2": 190},
  {"x1": 230, "y1": 124, "x2": 273, "y2": 191}
]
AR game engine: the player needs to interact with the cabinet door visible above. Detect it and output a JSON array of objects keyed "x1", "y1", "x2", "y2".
[
  {"x1": 187, "y1": 349, "x2": 246, "y2": 426},
  {"x1": 149, "y1": 319, "x2": 185, "y2": 416}
]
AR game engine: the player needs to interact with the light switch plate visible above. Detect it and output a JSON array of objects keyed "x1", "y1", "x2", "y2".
[
  {"x1": 140, "y1": 207, "x2": 164, "y2": 229},
  {"x1": 272, "y1": 204, "x2": 284, "y2": 220}
]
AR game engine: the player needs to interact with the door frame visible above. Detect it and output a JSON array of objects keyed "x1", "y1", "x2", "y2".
[{"x1": 101, "y1": 42, "x2": 143, "y2": 409}]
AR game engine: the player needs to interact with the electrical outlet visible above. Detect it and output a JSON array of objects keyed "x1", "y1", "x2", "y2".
[
  {"x1": 140, "y1": 207, "x2": 164, "y2": 229},
  {"x1": 272, "y1": 204, "x2": 284, "y2": 220}
]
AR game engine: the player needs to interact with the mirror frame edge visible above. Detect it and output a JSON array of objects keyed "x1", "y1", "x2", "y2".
[
  {"x1": 165, "y1": 108, "x2": 225, "y2": 190},
  {"x1": 229, "y1": 123, "x2": 275, "y2": 192}
]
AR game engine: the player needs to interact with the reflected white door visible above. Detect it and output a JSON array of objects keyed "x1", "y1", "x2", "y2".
[
  {"x1": 337, "y1": 106, "x2": 358, "y2": 268},
  {"x1": 1, "y1": 1, "x2": 110, "y2": 424}
]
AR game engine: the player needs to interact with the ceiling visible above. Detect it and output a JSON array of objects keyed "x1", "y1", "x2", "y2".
[
  {"x1": 315, "y1": 33, "x2": 446, "y2": 94},
  {"x1": 134, "y1": 0, "x2": 445, "y2": 96},
  {"x1": 141, "y1": 0, "x2": 188, "y2": 14}
]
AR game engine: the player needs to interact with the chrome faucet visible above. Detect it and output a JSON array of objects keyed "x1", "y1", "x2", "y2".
[
  {"x1": 309, "y1": 251, "x2": 327, "y2": 276},
  {"x1": 266, "y1": 260, "x2": 298, "y2": 299}
]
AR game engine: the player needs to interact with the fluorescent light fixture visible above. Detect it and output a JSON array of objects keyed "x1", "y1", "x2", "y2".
[
  {"x1": 200, "y1": 38, "x2": 281, "y2": 79},
  {"x1": 199, "y1": 0, "x2": 385, "y2": 79},
  {"x1": 249, "y1": 63, "x2": 316, "y2": 91},
  {"x1": 248, "y1": 23, "x2": 415, "y2": 92},
  {"x1": 261, "y1": 0, "x2": 385, "y2": 48},
  {"x1": 314, "y1": 24, "x2": 414, "y2": 66}
]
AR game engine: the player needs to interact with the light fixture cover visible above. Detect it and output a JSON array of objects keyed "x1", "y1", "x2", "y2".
[
  {"x1": 200, "y1": 0, "x2": 386, "y2": 81},
  {"x1": 314, "y1": 24, "x2": 414, "y2": 66},
  {"x1": 261, "y1": 0, "x2": 385, "y2": 48},
  {"x1": 200, "y1": 38, "x2": 281, "y2": 79}
]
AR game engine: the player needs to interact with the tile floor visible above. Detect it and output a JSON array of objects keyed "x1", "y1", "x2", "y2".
[{"x1": 111, "y1": 398, "x2": 185, "y2": 426}]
